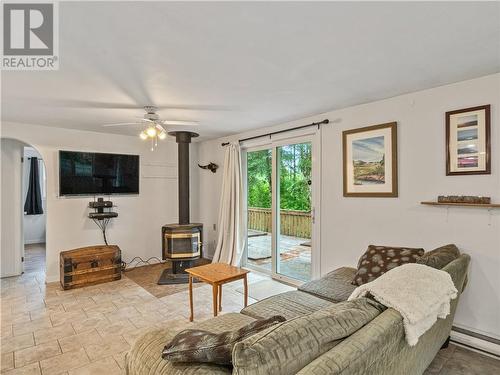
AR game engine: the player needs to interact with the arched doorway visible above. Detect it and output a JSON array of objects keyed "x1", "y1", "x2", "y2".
[{"x1": 1, "y1": 138, "x2": 47, "y2": 278}]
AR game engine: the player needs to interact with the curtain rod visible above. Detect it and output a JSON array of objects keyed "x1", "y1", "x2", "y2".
[{"x1": 221, "y1": 118, "x2": 329, "y2": 146}]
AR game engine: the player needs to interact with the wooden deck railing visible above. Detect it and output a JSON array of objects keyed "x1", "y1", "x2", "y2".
[{"x1": 248, "y1": 207, "x2": 311, "y2": 238}]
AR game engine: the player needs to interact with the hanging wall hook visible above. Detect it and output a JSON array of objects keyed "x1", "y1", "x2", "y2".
[{"x1": 198, "y1": 162, "x2": 219, "y2": 173}]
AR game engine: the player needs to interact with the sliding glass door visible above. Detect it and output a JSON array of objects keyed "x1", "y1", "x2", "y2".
[
  {"x1": 245, "y1": 147, "x2": 273, "y2": 275},
  {"x1": 276, "y1": 142, "x2": 312, "y2": 282},
  {"x1": 244, "y1": 133, "x2": 319, "y2": 284}
]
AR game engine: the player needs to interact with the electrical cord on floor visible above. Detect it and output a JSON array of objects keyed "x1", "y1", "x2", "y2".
[{"x1": 121, "y1": 256, "x2": 167, "y2": 272}]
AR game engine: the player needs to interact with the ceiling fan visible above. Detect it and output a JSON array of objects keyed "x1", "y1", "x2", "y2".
[{"x1": 102, "y1": 105, "x2": 198, "y2": 150}]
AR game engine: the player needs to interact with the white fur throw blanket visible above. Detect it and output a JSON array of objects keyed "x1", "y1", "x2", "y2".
[{"x1": 348, "y1": 263, "x2": 458, "y2": 346}]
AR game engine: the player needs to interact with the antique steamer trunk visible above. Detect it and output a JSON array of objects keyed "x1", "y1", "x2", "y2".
[{"x1": 60, "y1": 245, "x2": 121, "y2": 290}]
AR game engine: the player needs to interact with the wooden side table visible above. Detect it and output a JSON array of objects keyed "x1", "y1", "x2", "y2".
[{"x1": 185, "y1": 263, "x2": 249, "y2": 322}]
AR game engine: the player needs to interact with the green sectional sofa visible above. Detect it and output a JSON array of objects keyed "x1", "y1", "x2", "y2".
[{"x1": 126, "y1": 253, "x2": 470, "y2": 375}]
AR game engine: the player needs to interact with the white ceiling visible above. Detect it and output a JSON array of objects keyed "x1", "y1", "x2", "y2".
[{"x1": 2, "y1": 2, "x2": 500, "y2": 140}]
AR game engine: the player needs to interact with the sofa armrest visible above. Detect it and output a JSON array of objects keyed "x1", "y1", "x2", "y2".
[
  {"x1": 298, "y1": 267, "x2": 357, "y2": 303},
  {"x1": 296, "y1": 309, "x2": 404, "y2": 375}
]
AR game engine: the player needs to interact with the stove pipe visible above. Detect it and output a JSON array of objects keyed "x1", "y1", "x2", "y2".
[{"x1": 168, "y1": 131, "x2": 199, "y2": 225}]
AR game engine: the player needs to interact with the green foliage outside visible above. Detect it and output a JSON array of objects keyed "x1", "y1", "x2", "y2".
[{"x1": 247, "y1": 143, "x2": 311, "y2": 211}]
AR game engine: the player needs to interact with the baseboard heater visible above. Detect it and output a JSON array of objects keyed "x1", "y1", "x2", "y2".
[{"x1": 451, "y1": 326, "x2": 500, "y2": 358}]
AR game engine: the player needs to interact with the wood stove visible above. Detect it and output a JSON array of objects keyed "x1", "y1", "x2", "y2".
[
  {"x1": 162, "y1": 223, "x2": 202, "y2": 274},
  {"x1": 158, "y1": 131, "x2": 203, "y2": 285}
]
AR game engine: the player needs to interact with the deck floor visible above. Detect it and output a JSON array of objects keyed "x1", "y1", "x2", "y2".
[{"x1": 247, "y1": 232, "x2": 311, "y2": 282}]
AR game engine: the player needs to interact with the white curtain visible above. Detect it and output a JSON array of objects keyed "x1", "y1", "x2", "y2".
[{"x1": 212, "y1": 143, "x2": 244, "y2": 266}]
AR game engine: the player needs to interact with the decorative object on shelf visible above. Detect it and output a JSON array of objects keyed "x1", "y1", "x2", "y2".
[
  {"x1": 437, "y1": 195, "x2": 491, "y2": 204},
  {"x1": 446, "y1": 105, "x2": 490, "y2": 175},
  {"x1": 421, "y1": 201, "x2": 500, "y2": 208},
  {"x1": 198, "y1": 162, "x2": 219, "y2": 173},
  {"x1": 60, "y1": 245, "x2": 121, "y2": 290},
  {"x1": 343, "y1": 122, "x2": 398, "y2": 197},
  {"x1": 88, "y1": 197, "x2": 118, "y2": 245}
]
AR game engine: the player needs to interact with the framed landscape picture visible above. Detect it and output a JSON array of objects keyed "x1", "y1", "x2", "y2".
[
  {"x1": 446, "y1": 105, "x2": 490, "y2": 175},
  {"x1": 343, "y1": 122, "x2": 398, "y2": 197}
]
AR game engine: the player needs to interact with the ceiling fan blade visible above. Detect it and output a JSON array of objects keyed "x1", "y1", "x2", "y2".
[
  {"x1": 160, "y1": 120, "x2": 199, "y2": 126},
  {"x1": 102, "y1": 122, "x2": 142, "y2": 127},
  {"x1": 134, "y1": 116, "x2": 153, "y2": 122},
  {"x1": 155, "y1": 104, "x2": 235, "y2": 111},
  {"x1": 42, "y1": 99, "x2": 141, "y2": 109}
]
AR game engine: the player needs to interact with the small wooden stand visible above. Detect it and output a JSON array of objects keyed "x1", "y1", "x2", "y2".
[{"x1": 185, "y1": 263, "x2": 249, "y2": 322}]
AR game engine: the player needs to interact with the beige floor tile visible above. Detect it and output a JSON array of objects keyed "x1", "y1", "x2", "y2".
[
  {"x1": 29, "y1": 305, "x2": 65, "y2": 321},
  {"x1": 95, "y1": 319, "x2": 135, "y2": 337},
  {"x1": 133, "y1": 300, "x2": 167, "y2": 314},
  {"x1": 1, "y1": 313, "x2": 31, "y2": 326},
  {"x1": 67, "y1": 356, "x2": 123, "y2": 375},
  {"x1": 1, "y1": 351, "x2": 14, "y2": 372},
  {"x1": 50, "y1": 311, "x2": 87, "y2": 327},
  {"x1": 83, "y1": 335, "x2": 130, "y2": 361},
  {"x1": 14, "y1": 341, "x2": 61, "y2": 368},
  {"x1": 2, "y1": 362, "x2": 41, "y2": 375},
  {"x1": 58, "y1": 330, "x2": 102, "y2": 353},
  {"x1": 62, "y1": 298, "x2": 96, "y2": 312},
  {"x1": 112, "y1": 351, "x2": 127, "y2": 369},
  {"x1": 33, "y1": 324, "x2": 75, "y2": 345},
  {"x1": 1, "y1": 333, "x2": 35, "y2": 354},
  {"x1": 104, "y1": 306, "x2": 141, "y2": 321},
  {"x1": 90, "y1": 293, "x2": 123, "y2": 304},
  {"x1": 11, "y1": 303, "x2": 46, "y2": 316},
  {"x1": 82, "y1": 302, "x2": 117, "y2": 315},
  {"x1": 1, "y1": 324, "x2": 13, "y2": 339},
  {"x1": 44, "y1": 296, "x2": 77, "y2": 308},
  {"x1": 111, "y1": 296, "x2": 148, "y2": 308},
  {"x1": 71, "y1": 316, "x2": 108, "y2": 334},
  {"x1": 128, "y1": 310, "x2": 166, "y2": 329},
  {"x1": 39, "y1": 348, "x2": 89, "y2": 375},
  {"x1": 12, "y1": 319, "x2": 52, "y2": 337}
]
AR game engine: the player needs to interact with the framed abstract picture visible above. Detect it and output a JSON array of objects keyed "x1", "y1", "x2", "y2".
[
  {"x1": 343, "y1": 122, "x2": 398, "y2": 197},
  {"x1": 446, "y1": 105, "x2": 491, "y2": 175}
]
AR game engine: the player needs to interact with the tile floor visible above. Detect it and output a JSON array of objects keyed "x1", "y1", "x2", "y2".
[
  {"x1": 2, "y1": 244, "x2": 499, "y2": 375},
  {"x1": 1, "y1": 245, "x2": 264, "y2": 374}
]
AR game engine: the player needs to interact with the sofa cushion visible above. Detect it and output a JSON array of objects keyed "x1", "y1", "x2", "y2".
[
  {"x1": 299, "y1": 267, "x2": 357, "y2": 302},
  {"x1": 162, "y1": 315, "x2": 285, "y2": 365},
  {"x1": 352, "y1": 245, "x2": 424, "y2": 286},
  {"x1": 232, "y1": 298, "x2": 385, "y2": 375},
  {"x1": 126, "y1": 313, "x2": 255, "y2": 375},
  {"x1": 417, "y1": 244, "x2": 460, "y2": 270},
  {"x1": 240, "y1": 290, "x2": 333, "y2": 320}
]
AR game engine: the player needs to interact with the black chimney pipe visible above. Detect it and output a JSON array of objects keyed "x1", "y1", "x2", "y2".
[{"x1": 169, "y1": 131, "x2": 199, "y2": 225}]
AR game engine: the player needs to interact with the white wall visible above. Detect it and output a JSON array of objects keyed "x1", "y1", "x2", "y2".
[
  {"x1": 194, "y1": 73, "x2": 500, "y2": 340},
  {"x1": 1, "y1": 139, "x2": 25, "y2": 277},
  {"x1": 1, "y1": 123, "x2": 186, "y2": 282},
  {"x1": 23, "y1": 147, "x2": 47, "y2": 245}
]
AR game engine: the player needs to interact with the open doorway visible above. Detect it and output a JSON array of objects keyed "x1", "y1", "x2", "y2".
[
  {"x1": 0, "y1": 139, "x2": 47, "y2": 278},
  {"x1": 22, "y1": 147, "x2": 47, "y2": 275}
]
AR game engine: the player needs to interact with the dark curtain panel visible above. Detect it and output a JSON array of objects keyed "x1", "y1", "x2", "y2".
[{"x1": 24, "y1": 157, "x2": 44, "y2": 215}]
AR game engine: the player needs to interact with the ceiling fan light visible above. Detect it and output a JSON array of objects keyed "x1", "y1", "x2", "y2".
[
  {"x1": 158, "y1": 131, "x2": 167, "y2": 140},
  {"x1": 139, "y1": 131, "x2": 148, "y2": 140},
  {"x1": 146, "y1": 126, "x2": 157, "y2": 137}
]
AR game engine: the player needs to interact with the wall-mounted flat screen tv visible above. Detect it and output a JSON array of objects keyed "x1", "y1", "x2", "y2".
[{"x1": 59, "y1": 151, "x2": 139, "y2": 196}]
